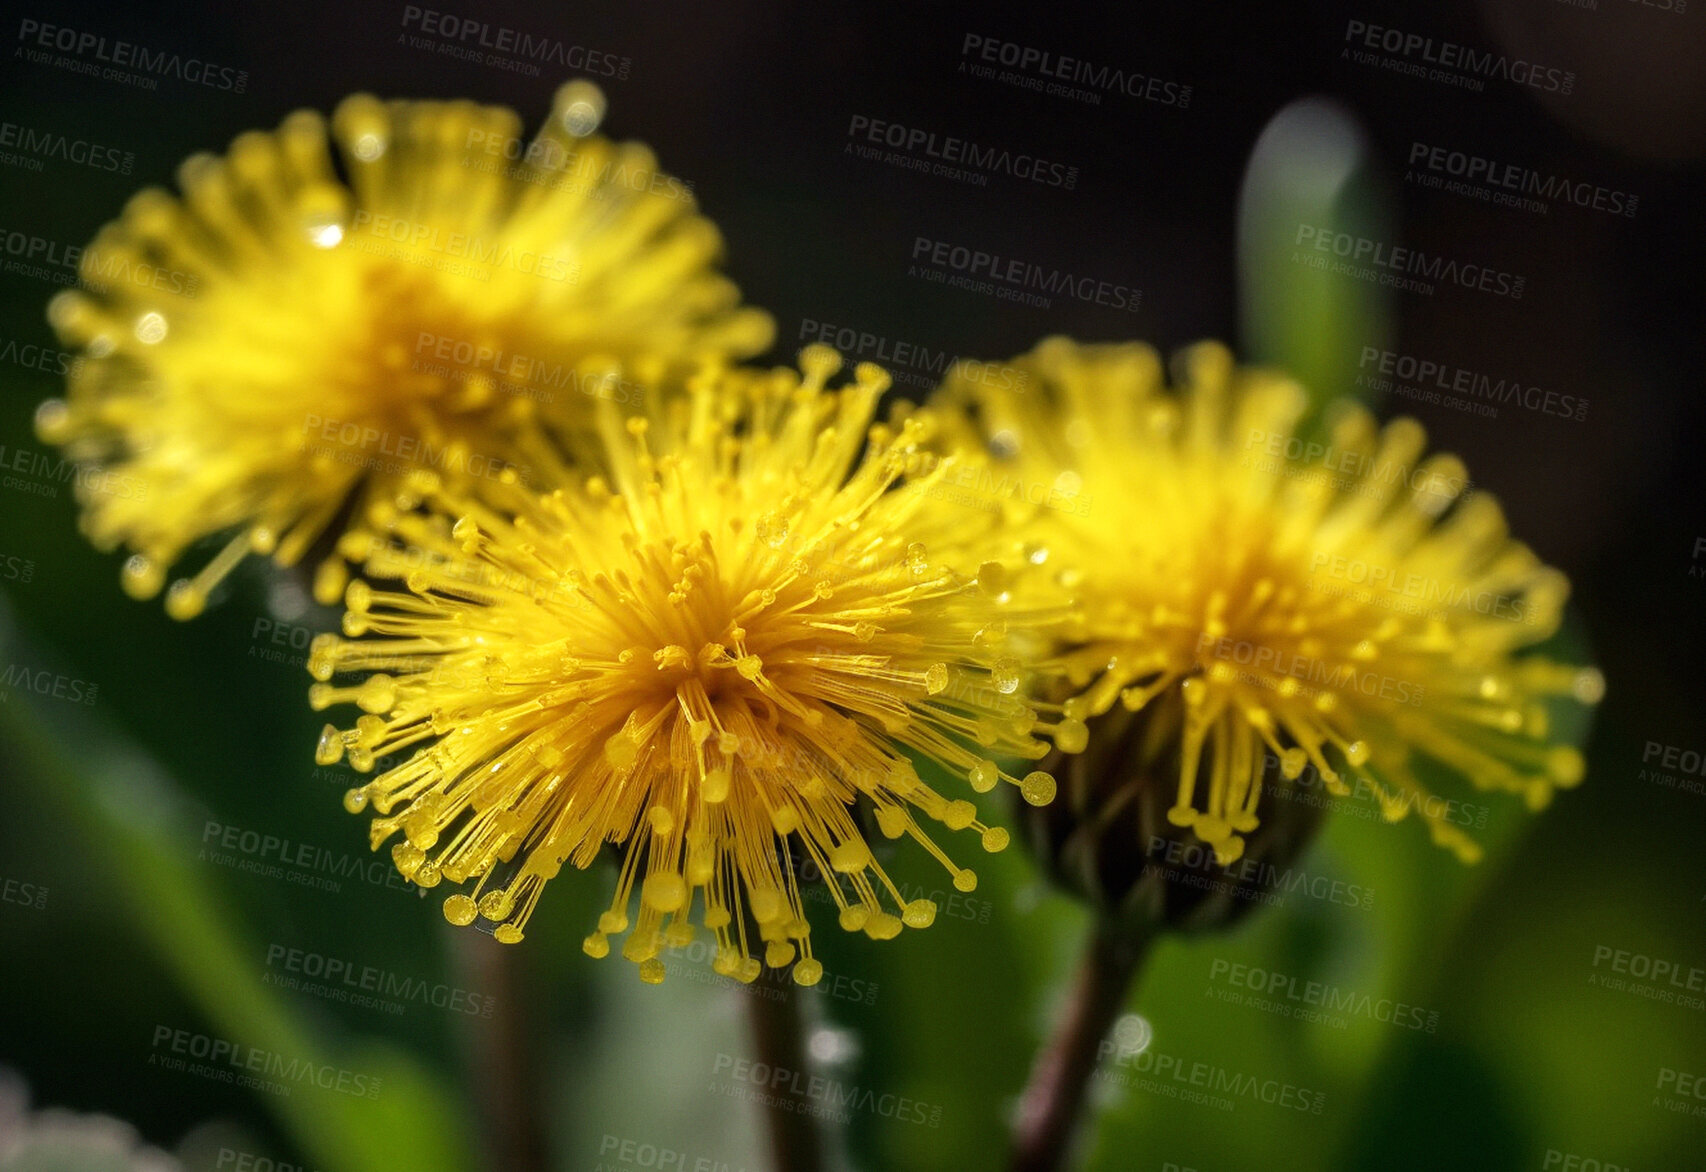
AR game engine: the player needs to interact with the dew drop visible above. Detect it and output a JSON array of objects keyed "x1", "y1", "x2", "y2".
[
  {"x1": 121, "y1": 554, "x2": 164, "y2": 599},
  {"x1": 992, "y1": 656, "x2": 1022, "y2": 694},
  {"x1": 756, "y1": 512, "x2": 790, "y2": 548},
  {"x1": 968, "y1": 759, "x2": 999, "y2": 793},
  {"x1": 133, "y1": 312, "x2": 167, "y2": 345},
  {"x1": 163, "y1": 579, "x2": 205, "y2": 621},
  {"x1": 555, "y1": 80, "x2": 607, "y2": 137},
  {"x1": 33, "y1": 399, "x2": 69, "y2": 444},
  {"x1": 924, "y1": 663, "x2": 950, "y2": 695},
  {"x1": 316, "y1": 725, "x2": 346, "y2": 766}
]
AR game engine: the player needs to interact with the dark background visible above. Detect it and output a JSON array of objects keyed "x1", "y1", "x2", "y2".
[{"x1": 2, "y1": 2, "x2": 1703, "y2": 1170}]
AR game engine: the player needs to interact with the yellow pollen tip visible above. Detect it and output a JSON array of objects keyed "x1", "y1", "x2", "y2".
[{"x1": 1020, "y1": 771, "x2": 1056, "y2": 806}]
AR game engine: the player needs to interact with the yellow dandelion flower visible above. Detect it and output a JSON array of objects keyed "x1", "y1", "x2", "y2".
[
  {"x1": 308, "y1": 348, "x2": 1070, "y2": 984},
  {"x1": 929, "y1": 337, "x2": 1603, "y2": 868},
  {"x1": 35, "y1": 81, "x2": 773, "y2": 619}
]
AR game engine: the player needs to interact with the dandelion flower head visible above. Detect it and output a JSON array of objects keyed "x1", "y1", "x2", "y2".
[
  {"x1": 929, "y1": 337, "x2": 1604, "y2": 867},
  {"x1": 36, "y1": 81, "x2": 772, "y2": 618},
  {"x1": 310, "y1": 348, "x2": 1074, "y2": 984}
]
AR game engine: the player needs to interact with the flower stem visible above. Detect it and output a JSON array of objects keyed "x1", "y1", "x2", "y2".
[
  {"x1": 1009, "y1": 917, "x2": 1153, "y2": 1172},
  {"x1": 746, "y1": 986, "x2": 825, "y2": 1172},
  {"x1": 453, "y1": 930, "x2": 549, "y2": 1172}
]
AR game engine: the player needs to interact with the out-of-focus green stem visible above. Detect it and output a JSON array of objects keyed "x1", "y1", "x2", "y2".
[
  {"x1": 1008, "y1": 917, "x2": 1152, "y2": 1172},
  {"x1": 1238, "y1": 97, "x2": 1394, "y2": 422},
  {"x1": 0, "y1": 614, "x2": 473, "y2": 1172}
]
